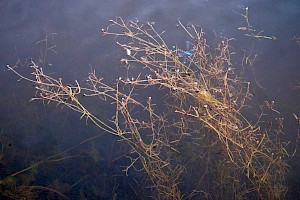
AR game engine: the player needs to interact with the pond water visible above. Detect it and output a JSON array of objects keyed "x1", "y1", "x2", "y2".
[{"x1": 0, "y1": 0, "x2": 299, "y2": 199}]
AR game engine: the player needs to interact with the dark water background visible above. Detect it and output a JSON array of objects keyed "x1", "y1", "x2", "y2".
[{"x1": 0, "y1": 0, "x2": 299, "y2": 199}]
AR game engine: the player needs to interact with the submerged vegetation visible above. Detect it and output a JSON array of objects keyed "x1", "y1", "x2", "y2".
[{"x1": 3, "y1": 16, "x2": 298, "y2": 199}]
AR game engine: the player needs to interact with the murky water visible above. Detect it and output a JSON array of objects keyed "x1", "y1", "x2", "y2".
[{"x1": 0, "y1": 0, "x2": 299, "y2": 199}]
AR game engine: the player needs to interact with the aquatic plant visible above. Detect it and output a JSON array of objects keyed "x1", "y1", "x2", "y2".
[{"x1": 6, "y1": 18, "x2": 292, "y2": 199}]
